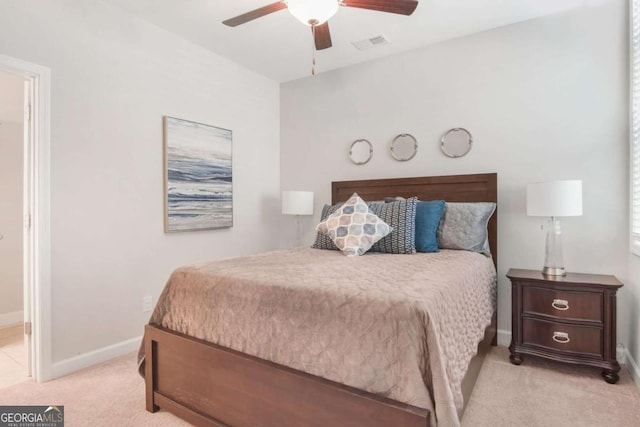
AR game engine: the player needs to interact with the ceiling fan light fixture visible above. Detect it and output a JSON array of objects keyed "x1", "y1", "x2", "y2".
[{"x1": 287, "y1": 0, "x2": 339, "y2": 26}]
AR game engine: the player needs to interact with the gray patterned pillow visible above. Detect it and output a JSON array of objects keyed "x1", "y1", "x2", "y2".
[
  {"x1": 437, "y1": 202, "x2": 496, "y2": 256},
  {"x1": 316, "y1": 193, "x2": 392, "y2": 256},
  {"x1": 311, "y1": 203, "x2": 341, "y2": 250},
  {"x1": 368, "y1": 197, "x2": 417, "y2": 254}
]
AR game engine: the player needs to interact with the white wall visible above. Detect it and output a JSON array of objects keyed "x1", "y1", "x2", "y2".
[
  {"x1": 0, "y1": 0, "x2": 280, "y2": 363},
  {"x1": 281, "y1": 0, "x2": 631, "y2": 347},
  {"x1": 0, "y1": 70, "x2": 24, "y2": 319}
]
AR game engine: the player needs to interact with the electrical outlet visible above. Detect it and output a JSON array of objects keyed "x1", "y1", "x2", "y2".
[{"x1": 143, "y1": 296, "x2": 153, "y2": 313}]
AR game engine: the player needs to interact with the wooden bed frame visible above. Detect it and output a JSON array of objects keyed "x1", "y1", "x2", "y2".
[{"x1": 145, "y1": 173, "x2": 498, "y2": 427}]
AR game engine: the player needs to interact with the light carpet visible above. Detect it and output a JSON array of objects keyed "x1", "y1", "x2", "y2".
[
  {"x1": 462, "y1": 347, "x2": 640, "y2": 426},
  {"x1": 0, "y1": 346, "x2": 638, "y2": 426}
]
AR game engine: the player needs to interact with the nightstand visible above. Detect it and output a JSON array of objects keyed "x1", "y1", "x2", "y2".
[{"x1": 507, "y1": 268, "x2": 623, "y2": 383}]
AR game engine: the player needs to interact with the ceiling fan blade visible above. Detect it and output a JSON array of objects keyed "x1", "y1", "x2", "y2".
[
  {"x1": 223, "y1": 1, "x2": 288, "y2": 27},
  {"x1": 341, "y1": 0, "x2": 418, "y2": 16},
  {"x1": 313, "y1": 22, "x2": 332, "y2": 50}
]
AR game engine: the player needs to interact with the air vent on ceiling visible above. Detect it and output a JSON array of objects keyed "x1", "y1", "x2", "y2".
[{"x1": 352, "y1": 34, "x2": 390, "y2": 51}]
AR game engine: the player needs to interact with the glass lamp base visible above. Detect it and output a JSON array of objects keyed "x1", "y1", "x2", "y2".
[
  {"x1": 542, "y1": 217, "x2": 566, "y2": 276},
  {"x1": 542, "y1": 266, "x2": 566, "y2": 276}
]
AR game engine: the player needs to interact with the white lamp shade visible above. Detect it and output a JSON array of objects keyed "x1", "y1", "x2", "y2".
[
  {"x1": 287, "y1": 0, "x2": 339, "y2": 26},
  {"x1": 527, "y1": 180, "x2": 583, "y2": 217},
  {"x1": 282, "y1": 191, "x2": 314, "y2": 215}
]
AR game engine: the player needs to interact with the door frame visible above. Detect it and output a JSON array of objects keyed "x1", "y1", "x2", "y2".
[{"x1": 0, "y1": 53, "x2": 51, "y2": 382}]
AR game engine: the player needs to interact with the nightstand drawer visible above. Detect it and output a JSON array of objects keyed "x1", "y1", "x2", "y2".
[
  {"x1": 522, "y1": 286, "x2": 602, "y2": 323},
  {"x1": 522, "y1": 318, "x2": 602, "y2": 357}
]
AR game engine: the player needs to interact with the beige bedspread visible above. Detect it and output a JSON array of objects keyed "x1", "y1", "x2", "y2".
[{"x1": 138, "y1": 247, "x2": 496, "y2": 426}]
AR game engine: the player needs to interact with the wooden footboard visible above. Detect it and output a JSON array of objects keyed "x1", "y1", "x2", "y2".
[{"x1": 145, "y1": 325, "x2": 430, "y2": 427}]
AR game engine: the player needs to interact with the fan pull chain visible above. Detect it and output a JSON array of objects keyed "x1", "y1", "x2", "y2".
[{"x1": 311, "y1": 25, "x2": 316, "y2": 76}]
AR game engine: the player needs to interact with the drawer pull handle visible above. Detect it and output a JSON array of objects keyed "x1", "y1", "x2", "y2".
[
  {"x1": 552, "y1": 331, "x2": 570, "y2": 344},
  {"x1": 551, "y1": 299, "x2": 569, "y2": 311}
]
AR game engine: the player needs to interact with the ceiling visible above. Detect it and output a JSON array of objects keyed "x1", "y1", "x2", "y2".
[{"x1": 106, "y1": 0, "x2": 586, "y2": 82}]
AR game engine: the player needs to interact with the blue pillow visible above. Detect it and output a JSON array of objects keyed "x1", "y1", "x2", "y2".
[{"x1": 415, "y1": 200, "x2": 446, "y2": 253}]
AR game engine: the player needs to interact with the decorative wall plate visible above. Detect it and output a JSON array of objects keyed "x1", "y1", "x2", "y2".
[
  {"x1": 349, "y1": 139, "x2": 373, "y2": 165},
  {"x1": 390, "y1": 133, "x2": 417, "y2": 161},
  {"x1": 441, "y1": 128, "x2": 472, "y2": 158}
]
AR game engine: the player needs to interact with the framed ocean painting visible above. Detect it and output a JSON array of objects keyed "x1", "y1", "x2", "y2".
[{"x1": 163, "y1": 116, "x2": 233, "y2": 232}]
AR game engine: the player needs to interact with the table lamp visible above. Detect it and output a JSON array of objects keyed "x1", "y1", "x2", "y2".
[
  {"x1": 526, "y1": 180, "x2": 583, "y2": 276},
  {"x1": 282, "y1": 191, "x2": 314, "y2": 247}
]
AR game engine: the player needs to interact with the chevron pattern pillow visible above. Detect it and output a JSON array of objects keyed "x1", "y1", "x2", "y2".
[{"x1": 368, "y1": 197, "x2": 418, "y2": 254}]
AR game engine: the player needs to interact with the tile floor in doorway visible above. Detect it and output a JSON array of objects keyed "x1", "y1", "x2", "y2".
[{"x1": 0, "y1": 325, "x2": 30, "y2": 388}]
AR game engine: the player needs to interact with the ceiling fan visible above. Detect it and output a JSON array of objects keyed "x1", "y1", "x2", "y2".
[{"x1": 223, "y1": 0, "x2": 419, "y2": 51}]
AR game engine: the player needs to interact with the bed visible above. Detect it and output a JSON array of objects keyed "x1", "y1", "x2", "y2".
[{"x1": 141, "y1": 173, "x2": 498, "y2": 427}]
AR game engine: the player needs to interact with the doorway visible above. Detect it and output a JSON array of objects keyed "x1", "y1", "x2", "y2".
[
  {"x1": 0, "y1": 53, "x2": 51, "y2": 383},
  {"x1": 0, "y1": 69, "x2": 28, "y2": 387}
]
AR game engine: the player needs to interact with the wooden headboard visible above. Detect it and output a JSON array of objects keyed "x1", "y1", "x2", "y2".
[{"x1": 332, "y1": 173, "x2": 498, "y2": 268}]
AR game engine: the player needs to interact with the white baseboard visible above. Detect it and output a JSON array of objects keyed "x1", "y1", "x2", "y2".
[
  {"x1": 0, "y1": 310, "x2": 23, "y2": 328},
  {"x1": 51, "y1": 335, "x2": 142, "y2": 380},
  {"x1": 623, "y1": 348, "x2": 640, "y2": 391},
  {"x1": 497, "y1": 329, "x2": 511, "y2": 346},
  {"x1": 45, "y1": 331, "x2": 640, "y2": 393}
]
